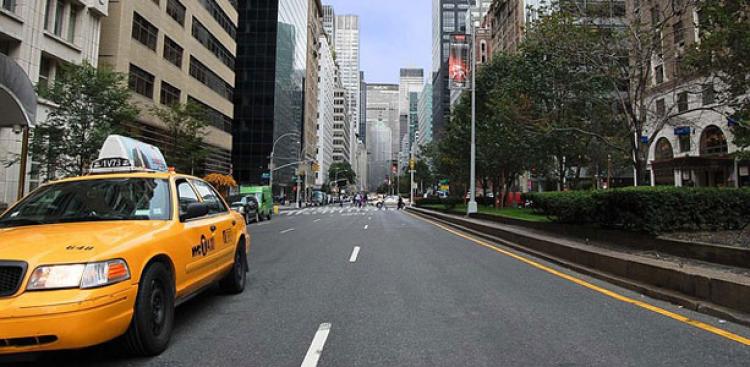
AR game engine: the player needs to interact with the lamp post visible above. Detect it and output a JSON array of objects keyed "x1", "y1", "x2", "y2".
[
  {"x1": 467, "y1": 18, "x2": 479, "y2": 215},
  {"x1": 269, "y1": 132, "x2": 300, "y2": 196}
]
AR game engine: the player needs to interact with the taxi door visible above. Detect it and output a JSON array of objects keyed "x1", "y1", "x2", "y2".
[
  {"x1": 189, "y1": 179, "x2": 238, "y2": 277},
  {"x1": 175, "y1": 179, "x2": 215, "y2": 296}
]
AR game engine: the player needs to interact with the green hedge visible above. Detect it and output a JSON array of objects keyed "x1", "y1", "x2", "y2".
[
  {"x1": 415, "y1": 197, "x2": 464, "y2": 210},
  {"x1": 523, "y1": 187, "x2": 750, "y2": 234}
]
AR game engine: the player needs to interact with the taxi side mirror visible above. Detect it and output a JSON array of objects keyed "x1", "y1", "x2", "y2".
[{"x1": 182, "y1": 202, "x2": 210, "y2": 221}]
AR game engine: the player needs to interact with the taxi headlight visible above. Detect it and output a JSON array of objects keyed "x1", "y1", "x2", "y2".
[{"x1": 27, "y1": 259, "x2": 130, "y2": 290}]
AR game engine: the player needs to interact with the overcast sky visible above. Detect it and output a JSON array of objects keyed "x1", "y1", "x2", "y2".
[{"x1": 324, "y1": 0, "x2": 432, "y2": 85}]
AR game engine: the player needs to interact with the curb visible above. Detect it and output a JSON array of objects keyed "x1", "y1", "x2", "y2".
[{"x1": 407, "y1": 207, "x2": 750, "y2": 328}]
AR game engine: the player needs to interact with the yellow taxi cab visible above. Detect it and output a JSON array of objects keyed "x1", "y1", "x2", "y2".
[{"x1": 0, "y1": 135, "x2": 249, "y2": 356}]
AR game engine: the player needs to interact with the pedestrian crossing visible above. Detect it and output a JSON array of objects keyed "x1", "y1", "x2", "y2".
[{"x1": 283, "y1": 206, "x2": 384, "y2": 216}]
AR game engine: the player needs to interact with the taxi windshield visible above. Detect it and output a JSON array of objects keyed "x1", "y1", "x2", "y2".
[{"x1": 0, "y1": 178, "x2": 170, "y2": 227}]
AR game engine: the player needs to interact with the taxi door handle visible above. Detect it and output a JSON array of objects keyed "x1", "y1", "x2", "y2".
[{"x1": 210, "y1": 225, "x2": 217, "y2": 232}]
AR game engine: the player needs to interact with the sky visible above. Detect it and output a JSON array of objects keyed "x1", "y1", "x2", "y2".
[{"x1": 324, "y1": 0, "x2": 432, "y2": 85}]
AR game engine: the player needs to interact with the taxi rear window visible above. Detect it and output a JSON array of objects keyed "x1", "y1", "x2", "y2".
[{"x1": 0, "y1": 178, "x2": 171, "y2": 227}]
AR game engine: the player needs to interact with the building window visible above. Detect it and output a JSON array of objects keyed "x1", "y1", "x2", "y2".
[
  {"x1": 699, "y1": 125, "x2": 728, "y2": 156},
  {"x1": 189, "y1": 56, "x2": 233, "y2": 101},
  {"x1": 53, "y1": 0, "x2": 65, "y2": 36},
  {"x1": 656, "y1": 98, "x2": 666, "y2": 118},
  {"x1": 38, "y1": 56, "x2": 52, "y2": 91},
  {"x1": 679, "y1": 134, "x2": 691, "y2": 153},
  {"x1": 677, "y1": 92, "x2": 688, "y2": 112},
  {"x1": 188, "y1": 96, "x2": 232, "y2": 133},
  {"x1": 197, "y1": 0, "x2": 237, "y2": 39},
  {"x1": 166, "y1": 0, "x2": 185, "y2": 26},
  {"x1": 702, "y1": 83, "x2": 715, "y2": 105},
  {"x1": 163, "y1": 36, "x2": 183, "y2": 67},
  {"x1": 132, "y1": 12, "x2": 158, "y2": 51},
  {"x1": 128, "y1": 64, "x2": 155, "y2": 99},
  {"x1": 67, "y1": 6, "x2": 77, "y2": 42},
  {"x1": 442, "y1": 11, "x2": 455, "y2": 32},
  {"x1": 160, "y1": 81, "x2": 181, "y2": 106},
  {"x1": 44, "y1": 0, "x2": 53, "y2": 30},
  {"x1": 192, "y1": 18, "x2": 235, "y2": 69},
  {"x1": 654, "y1": 64, "x2": 664, "y2": 84},
  {"x1": 2, "y1": 0, "x2": 16, "y2": 12},
  {"x1": 673, "y1": 20, "x2": 684, "y2": 46}
]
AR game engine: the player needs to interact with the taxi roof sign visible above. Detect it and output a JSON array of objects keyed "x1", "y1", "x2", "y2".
[{"x1": 91, "y1": 135, "x2": 168, "y2": 174}]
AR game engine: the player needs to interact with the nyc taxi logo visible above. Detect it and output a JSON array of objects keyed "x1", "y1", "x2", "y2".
[{"x1": 192, "y1": 235, "x2": 216, "y2": 257}]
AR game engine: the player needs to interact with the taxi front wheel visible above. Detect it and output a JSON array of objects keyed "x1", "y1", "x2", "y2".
[{"x1": 123, "y1": 262, "x2": 175, "y2": 356}]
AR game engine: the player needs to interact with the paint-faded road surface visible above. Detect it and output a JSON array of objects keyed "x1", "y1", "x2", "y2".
[{"x1": 7, "y1": 207, "x2": 750, "y2": 366}]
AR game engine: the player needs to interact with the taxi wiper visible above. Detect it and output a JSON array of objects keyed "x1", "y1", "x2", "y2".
[{"x1": 0, "y1": 218, "x2": 46, "y2": 227}]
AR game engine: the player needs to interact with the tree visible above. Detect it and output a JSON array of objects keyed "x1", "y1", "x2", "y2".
[
  {"x1": 31, "y1": 62, "x2": 138, "y2": 180},
  {"x1": 151, "y1": 101, "x2": 210, "y2": 175},
  {"x1": 328, "y1": 161, "x2": 356, "y2": 186},
  {"x1": 687, "y1": 0, "x2": 750, "y2": 157}
]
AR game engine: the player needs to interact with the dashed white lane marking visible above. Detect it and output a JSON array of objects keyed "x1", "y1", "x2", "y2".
[
  {"x1": 301, "y1": 323, "x2": 331, "y2": 367},
  {"x1": 280, "y1": 228, "x2": 295, "y2": 234},
  {"x1": 363, "y1": 224, "x2": 369, "y2": 230},
  {"x1": 349, "y1": 246, "x2": 361, "y2": 262}
]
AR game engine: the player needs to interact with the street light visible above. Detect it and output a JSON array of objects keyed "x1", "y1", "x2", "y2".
[
  {"x1": 467, "y1": 18, "x2": 480, "y2": 216},
  {"x1": 269, "y1": 132, "x2": 300, "y2": 195}
]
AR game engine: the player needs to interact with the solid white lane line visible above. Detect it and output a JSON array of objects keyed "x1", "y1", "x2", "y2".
[
  {"x1": 363, "y1": 224, "x2": 369, "y2": 230},
  {"x1": 281, "y1": 228, "x2": 295, "y2": 234},
  {"x1": 301, "y1": 323, "x2": 331, "y2": 367},
  {"x1": 349, "y1": 247, "x2": 360, "y2": 262}
]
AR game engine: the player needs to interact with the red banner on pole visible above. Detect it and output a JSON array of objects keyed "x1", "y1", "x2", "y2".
[{"x1": 449, "y1": 34, "x2": 469, "y2": 90}]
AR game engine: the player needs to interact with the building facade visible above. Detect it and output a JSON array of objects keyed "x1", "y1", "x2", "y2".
[
  {"x1": 334, "y1": 15, "x2": 360, "y2": 152},
  {"x1": 417, "y1": 82, "x2": 434, "y2": 148},
  {"x1": 359, "y1": 70, "x2": 367, "y2": 144},
  {"x1": 636, "y1": 0, "x2": 749, "y2": 187},
  {"x1": 100, "y1": 0, "x2": 236, "y2": 176},
  {"x1": 322, "y1": 4, "x2": 335, "y2": 40},
  {"x1": 315, "y1": 34, "x2": 335, "y2": 187},
  {"x1": 332, "y1": 83, "x2": 350, "y2": 163},
  {"x1": 0, "y1": 0, "x2": 108, "y2": 204},
  {"x1": 432, "y1": 0, "x2": 471, "y2": 142},
  {"x1": 302, "y1": 0, "x2": 323, "y2": 194},
  {"x1": 233, "y1": 0, "x2": 313, "y2": 196},
  {"x1": 398, "y1": 68, "x2": 424, "y2": 159},
  {"x1": 365, "y1": 83, "x2": 399, "y2": 189}
]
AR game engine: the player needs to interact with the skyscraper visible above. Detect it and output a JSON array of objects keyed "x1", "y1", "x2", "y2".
[
  {"x1": 316, "y1": 34, "x2": 336, "y2": 187},
  {"x1": 233, "y1": 0, "x2": 322, "y2": 198},
  {"x1": 322, "y1": 5, "x2": 336, "y2": 41},
  {"x1": 417, "y1": 83, "x2": 434, "y2": 148},
  {"x1": 360, "y1": 71, "x2": 367, "y2": 145},
  {"x1": 366, "y1": 84, "x2": 399, "y2": 189},
  {"x1": 334, "y1": 15, "x2": 361, "y2": 154},
  {"x1": 397, "y1": 68, "x2": 424, "y2": 160},
  {"x1": 432, "y1": 0, "x2": 471, "y2": 141}
]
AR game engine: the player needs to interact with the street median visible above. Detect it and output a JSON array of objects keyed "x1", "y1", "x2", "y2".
[{"x1": 407, "y1": 206, "x2": 750, "y2": 327}]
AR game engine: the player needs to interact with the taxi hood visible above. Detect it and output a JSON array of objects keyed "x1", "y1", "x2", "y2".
[{"x1": 0, "y1": 221, "x2": 171, "y2": 266}]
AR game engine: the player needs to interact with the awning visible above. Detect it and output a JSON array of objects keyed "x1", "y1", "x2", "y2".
[
  {"x1": 651, "y1": 156, "x2": 735, "y2": 171},
  {"x1": 0, "y1": 53, "x2": 36, "y2": 127}
]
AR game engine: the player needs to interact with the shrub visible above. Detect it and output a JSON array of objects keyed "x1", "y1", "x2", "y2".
[
  {"x1": 523, "y1": 191, "x2": 595, "y2": 224},
  {"x1": 526, "y1": 187, "x2": 750, "y2": 234}
]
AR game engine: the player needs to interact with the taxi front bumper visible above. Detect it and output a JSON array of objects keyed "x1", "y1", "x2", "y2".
[{"x1": 0, "y1": 283, "x2": 137, "y2": 355}]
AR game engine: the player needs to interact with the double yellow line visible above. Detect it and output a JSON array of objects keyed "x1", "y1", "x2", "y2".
[{"x1": 408, "y1": 212, "x2": 750, "y2": 346}]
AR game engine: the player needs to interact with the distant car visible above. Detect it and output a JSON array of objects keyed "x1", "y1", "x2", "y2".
[
  {"x1": 384, "y1": 196, "x2": 400, "y2": 209},
  {"x1": 229, "y1": 194, "x2": 260, "y2": 224}
]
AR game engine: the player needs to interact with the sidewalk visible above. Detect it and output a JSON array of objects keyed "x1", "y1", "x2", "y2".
[{"x1": 408, "y1": 207, "x2": 750, "y2": 326}]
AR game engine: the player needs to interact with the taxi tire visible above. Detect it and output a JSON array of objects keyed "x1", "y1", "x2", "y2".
[
  {"x1": 124, "y1": 262, "x2": 175, "y2": 356},
  {"x1": 220, "y1": 244, "x2": 247, "y2": 294}
]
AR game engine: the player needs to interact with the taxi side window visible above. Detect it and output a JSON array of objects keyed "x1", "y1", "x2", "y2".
[
  {"x1": 190, "y1": 180, "x2": 228, "y2": 215},
  {"x1": 177, "y1": 180, "x2": 200, "y2": 218}
]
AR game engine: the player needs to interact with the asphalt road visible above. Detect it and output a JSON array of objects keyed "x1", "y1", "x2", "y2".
[{"x1": 7, "y1": 206, "x2": 750, "y2": 366}]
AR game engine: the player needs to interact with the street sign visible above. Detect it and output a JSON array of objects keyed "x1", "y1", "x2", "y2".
[{"x1": 261, "y1": 172, "x2": 271, "y2": 179}]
